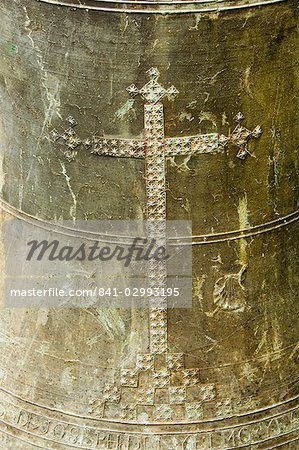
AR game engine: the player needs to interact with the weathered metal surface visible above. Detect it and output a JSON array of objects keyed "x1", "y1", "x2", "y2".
[
  {"x1": 0, "y1": 0, "x2": 298, "y2": 448},
  {"x1": 37, "y1": 0, "x2": 289, "y2": 14}
]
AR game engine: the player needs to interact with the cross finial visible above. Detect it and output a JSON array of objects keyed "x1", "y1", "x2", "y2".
[
  {"x1": 231, "y1": 112, "x2": 263, "y2": 159},
  {"x1": 126, "y1": 67, "x2": 179, "y2": 105}
]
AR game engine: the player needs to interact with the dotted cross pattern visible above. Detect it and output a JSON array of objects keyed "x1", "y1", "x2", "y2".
[{"x1": 50, "y1": 68, "x2": 262, "y2": 421}]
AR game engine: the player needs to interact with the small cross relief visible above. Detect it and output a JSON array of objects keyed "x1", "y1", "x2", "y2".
[
  {"x1": 230, "y1": 112, "x2": 263, "y2": 159},
  {"x1": 127, "y1": 67, "x2": 179, "y2": 104}
]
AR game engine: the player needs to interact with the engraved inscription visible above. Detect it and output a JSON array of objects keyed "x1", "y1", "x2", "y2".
[{"x1": 0, "y1": 395, "x2": 298, "y2": 449}]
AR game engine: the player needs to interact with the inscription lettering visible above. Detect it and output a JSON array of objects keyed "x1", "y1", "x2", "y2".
[{"x1": 1, "y1": 394, "x2": 298, "y2": 449}]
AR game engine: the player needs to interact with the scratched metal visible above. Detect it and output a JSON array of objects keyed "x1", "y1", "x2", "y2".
[
  {"x1": 37, "y1": 0, "x2": 289, "y2": 14},
  {"x1": 0, "y1": 0, "x2": 298, "y2": 448}
]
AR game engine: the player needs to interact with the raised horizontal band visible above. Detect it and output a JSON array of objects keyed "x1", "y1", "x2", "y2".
[
  {"x1": 37, "y1": 0, "x2": 288, "y2": 14},
  {"x1": 0, "y1": 198, "x2": 298, "y2": 246},
  {"x1": 0, "y1": 386, "x2": 298, "y2": 432}
]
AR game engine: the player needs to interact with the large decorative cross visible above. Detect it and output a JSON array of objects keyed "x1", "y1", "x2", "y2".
[{"x1": 50, "y1": 68, "x2": 262, "y2": 421}]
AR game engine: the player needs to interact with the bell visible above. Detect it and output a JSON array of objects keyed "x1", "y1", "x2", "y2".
[{"x1": 0, "y1": 0, "x2": 298, "y2": 448}]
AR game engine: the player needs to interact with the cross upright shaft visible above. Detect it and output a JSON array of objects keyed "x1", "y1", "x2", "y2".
[
  {"x1": 143, "y1": 101, "x2": 168, "y2": 355},
  {"x1": 144, "y1": 102, "x2": 166, "y2": 222},
  {"x1": 127, "y1": 67, "x2": 180, "y2": 355}
]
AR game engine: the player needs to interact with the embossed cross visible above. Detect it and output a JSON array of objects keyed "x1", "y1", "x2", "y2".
[
  {"x1": 50, "y1": 67, "x2": 230, "y2": 354},
  {"x1": 50, "y1": 69, "x2": 262, "y2": 354},
  {"x1": 50, "y1": 68, "x2": 262, "y2": 421}
]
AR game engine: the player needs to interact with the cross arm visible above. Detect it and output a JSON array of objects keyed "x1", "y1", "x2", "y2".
[
  {"x1": 164, "y1": 133, "x2": 228, "y2": 157},
  {"x1": 84, "y1": 137, "x2": 145, "y2": 159},
  {"x1": 49, "y1": 116, "x2": 145, "y2": 161}
]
